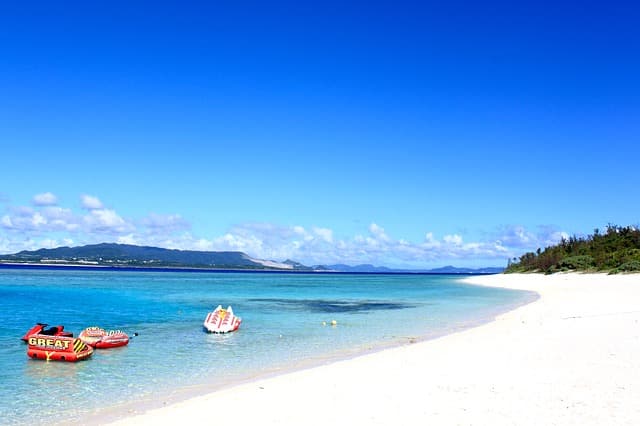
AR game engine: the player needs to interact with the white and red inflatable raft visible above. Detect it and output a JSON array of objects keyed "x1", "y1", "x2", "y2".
[
  {"x1": 78, "y1": 327, "x2": 130, "y2": 349},
  {"x1": 203, "y1": 305, "x2": 242, "y2": 333}
]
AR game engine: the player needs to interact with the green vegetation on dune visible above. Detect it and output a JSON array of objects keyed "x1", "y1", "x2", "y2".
[{"x1": 506, "y1": 225, "x2": 640, "y2": 274}]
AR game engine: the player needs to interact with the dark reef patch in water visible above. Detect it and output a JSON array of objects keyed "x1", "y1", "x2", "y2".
[{"x1": 248, "y1": 298, "x2": 415, "y2": 313}]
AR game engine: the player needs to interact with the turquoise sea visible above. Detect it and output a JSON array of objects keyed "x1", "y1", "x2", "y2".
[{"x1": 0, "y1": 267, "x2": 534, "y2": 425}]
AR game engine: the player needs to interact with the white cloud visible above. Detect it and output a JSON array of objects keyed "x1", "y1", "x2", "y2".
[
  {"x1": 191, "y1": 238, "x2": 215, "y2": 251},
  {"x1": 215, "y1": 232, "x2": 264, "y2": 252},
  {"x1": 16, "y1": 206, "x2": 34, "y2": 216},
  {"x1": 369, "y1": 223, "x2": 390, "y2": 241},
  {"x1": 81, "y1": 195, "x2": 104, "y2": 210},
  {"x1": 39, "y1": 238, "x2": 60, "y2": 249},
  {"x1": 0, "y1": 216, "x2": 566, "y2": 267},
  {"x1": 31, "y1": 212, "x2": 46, "y2": 227},
  {"x1": 422, "y1": 232, "x2": 441, "y2": 249},
  {"x1": 33, "y1": 192, "x2": 58, "y2": 206},
  {"x1": 140, "y1": 213, "x2": 190, "y2": 233},
  {"x1": 1, "y1": 215, "x2": 13, "y2": 228},
  {"x1": 1, "y1": 205, "x2": 80, "y2": 233},
  {"x1": 1, "y1": 210, "x2": 50, "y2": 231},
  {"x1": 43, "y1": 207, "x2": 78, "y2": 232},
  {"x1": 496, "y1": 225, "x2": 536, "y2": 247},
  {"x1": 0, "y1": 192, "x2": 575, "y2": 268},
  {"x1": 496, "y1": 225, "x2": 569, "y2": 251},
  {"x1": 0, "y1": 236, "x2": 76, "y2": 253},
  {"x1": 313, "y1": 227, "x2": 333, "y2": 243},
  {"x1": 0, "y1": 195, "x2": 196, "y2": 251},
  {"x1": 83, "y1": 208, "x2": 132, "y2": 233},
  {"x1": 547, "y1": 231, "x2": 569, "y2": 245},
  {"x1": 42, "y1": 206, "x2": 73, "y2": 219},
  {"x1": 117, "y1": 234, "x2": 137, "y2": 245},
  {"x1": 443, "y1": 234, "x2": 463, "y2": 245},
  {"x1": 137, "y1": 232, "x2": 216, "y2": 252}
]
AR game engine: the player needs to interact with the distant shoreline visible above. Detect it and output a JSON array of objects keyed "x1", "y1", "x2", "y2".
[
  {"x1": 1, "y1": 242, "x2": 504, "y2": 275},
  {"x1": 0, "y1": 262, "x2": 494, "y2": 276}
]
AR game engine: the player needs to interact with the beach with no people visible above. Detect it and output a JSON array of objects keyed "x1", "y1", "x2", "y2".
[
  {"x1": 108, "y1": 272, "x2": 640, "y2": 425},
  {"x1": 3, "y1": 3, "x2": 639, "y2": 425}
]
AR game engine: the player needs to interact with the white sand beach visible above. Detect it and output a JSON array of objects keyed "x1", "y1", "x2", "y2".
[{"x1": 109, "y1": 273, "x2": 640, "y2": 425}]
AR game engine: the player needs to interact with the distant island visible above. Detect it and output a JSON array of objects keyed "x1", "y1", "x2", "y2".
[
  {"x1": 506, "y1": 225, "x2": 640, "y2": 274},
  {"x1": 0, "y1": 242, "x2": 503, "y2": 274}
]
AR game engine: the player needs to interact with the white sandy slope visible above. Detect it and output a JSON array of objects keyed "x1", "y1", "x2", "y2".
[{"x1": 108, "y1": 273, "x2": 640, "y2": 425}]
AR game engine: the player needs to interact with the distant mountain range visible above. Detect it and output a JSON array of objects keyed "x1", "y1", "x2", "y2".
[
  {"x1": 0, "y1": 243, "x2": 503, "y2": 274},
  {"x1": 320, "y1": 263, "x2": 504, "y2": 274}
]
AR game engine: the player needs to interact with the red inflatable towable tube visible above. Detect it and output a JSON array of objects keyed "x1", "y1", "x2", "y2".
[
  {"x1": 26, "y1": 335, "x2": 93, "y2": 362},
  {"x1": 79, "y1": 327, "x2": 130, "y2": 349},
  {"x1": 77, "y1": 326, "x2": 105, "y2": 346},
  {"x1": 95, "y1": 330, "x2": 129, "y2": 349}
]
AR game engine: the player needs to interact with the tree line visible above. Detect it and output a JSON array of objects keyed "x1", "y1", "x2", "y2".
[{"x1": 505, "y1": 225, "x2": 640, "y2": 274}]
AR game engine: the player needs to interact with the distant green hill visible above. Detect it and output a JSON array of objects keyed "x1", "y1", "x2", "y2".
[
  {"x1": 0, "y1": 242, "x2": 507, "y2": 273},
  {"x1": 505, "y1": 225, "x2": 640, "y2": 274},
  {"x1": 0, "y1": 243, "x2": 267, "y2": 269}
]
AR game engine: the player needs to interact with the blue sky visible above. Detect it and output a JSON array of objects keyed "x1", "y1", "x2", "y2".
[{"x1": 1, "y1": 1, "x2": 638, "y2": 268}]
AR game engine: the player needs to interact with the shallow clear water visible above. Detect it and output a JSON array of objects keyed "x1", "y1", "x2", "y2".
[{"x1": 0, "y1": 268, "x2": 533, "y2": 425}]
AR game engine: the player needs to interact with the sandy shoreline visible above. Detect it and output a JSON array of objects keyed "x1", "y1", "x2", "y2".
[{"x1": 108, "y1": 273, "x2": 640, "y2": 425}]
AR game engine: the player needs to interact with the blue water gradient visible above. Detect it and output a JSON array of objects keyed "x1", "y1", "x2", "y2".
[{"x1": 0, "y1": 268, "x2": 534, "y2": 425}]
